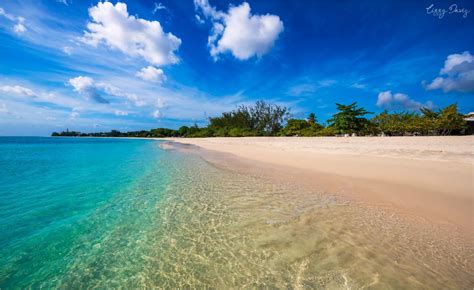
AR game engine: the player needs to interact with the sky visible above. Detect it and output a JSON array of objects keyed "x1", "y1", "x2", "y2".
[{"x1": 0, "y1": 0, "x2": 473, "y2": 136}]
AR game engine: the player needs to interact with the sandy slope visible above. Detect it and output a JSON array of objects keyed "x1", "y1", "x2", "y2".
[{"x1": 164, "y1": 136, "x2": 474, "y2": 233}]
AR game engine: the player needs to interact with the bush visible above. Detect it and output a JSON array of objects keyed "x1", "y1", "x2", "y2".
[
  {"x1": 280, "y1": 116, "x2": 323, "y2": 136},
  {"x1": 209, "y1": 101, "x2": 289, "y2": 135},
  {"x1": 315, "y1": 127, "x2": 337, "y2": 136}
]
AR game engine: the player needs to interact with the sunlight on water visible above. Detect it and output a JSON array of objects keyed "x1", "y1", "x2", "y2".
[
  {"x1": 127, "y1": 150, "x2": 473, "y2": 289},
  {"x1": 0, "y1": 137, "x2": 472, "y2": 288}
]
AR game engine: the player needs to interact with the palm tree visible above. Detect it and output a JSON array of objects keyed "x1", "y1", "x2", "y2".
[{"x1": 308, "y1": 112, "x2": 316, "y2": 125}]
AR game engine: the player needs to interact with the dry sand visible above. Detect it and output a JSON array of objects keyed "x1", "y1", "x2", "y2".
[{"x1": 164, "y1": 136, "x2": 474, "y2": 234}]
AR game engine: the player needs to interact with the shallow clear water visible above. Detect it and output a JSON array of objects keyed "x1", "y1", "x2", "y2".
[{"x1": 0, "y1": 137, "x2": 472, "y2": 288}]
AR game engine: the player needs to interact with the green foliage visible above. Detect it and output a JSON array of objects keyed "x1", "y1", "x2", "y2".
[
  {"x1": 420, "y1": 107, "x2": 439, "y2": 118},
  {"x1": 328, "y1": 102, "x2": 372, "y2": 134},
  {"x1": 51, "y1": 102, "x2": 468, "y2": 138},
  {"x1": 209, "y1": 101, "x2": 289, "y2": 135},
  {"x1": 372, "y1": 104, "x2": 466, "y2": 136},
  {"x1": 308, "y1": 112, "x2": 316, "y2": 125},
  {"x1": 110, "y1": 130, "x2": 122, "y2": 137},
  {"x1": 371, "y1": 111, "x2": 417, "y2": 136},
  {"x1": 178, "y1": 126, "x2": 190, "y2": 137},
  {"x1": 280, "y1": 117, "x2": 323, "y2": 136},
  {"x1": 149, "y1": 128, "x2": 178, "y2": 137},
  {"x1": 281, "y1": 119, "x2": 311, "y2": 136},
  {"x1": 227, "y1": 128, "x2": 259, "y2": 137},
  {"x1": 208, "y1": 107, "x2": 253, "y2": 130},
  {"x1": 437, "y1": 104, "x2": 465, "y2": 135},
  {"x1": 51, "y1": 129, "x2": 81, "y2": 137},
  {"x1": 314, "y1": 126, "x2": 337, "y2": 136}
]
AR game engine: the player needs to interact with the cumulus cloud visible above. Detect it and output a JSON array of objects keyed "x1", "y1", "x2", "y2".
[
  {"x1": 425, "y1": 51, "x2": 474, "y2": 93},
  {"x1": 194, "y1": 0, "x2": 284, "y2": 60},
  {"x1": 68, "y1": 76, "x2": 150, "y2": 106},
  {"x1": 0, "y1": 7, "x2": 27, "y2": 35},
  {"x1": 376, "y1": 91, "x2": 434, "y2": 111},
  {"x1": 69, "y1": 76, "x2": 94, "y2": 92},
  {"x1": 0, "y1": 85, "x2": 35, "y2": 97},
  {"x1": 68, "y1": 76, "x2": 109, "y2": 104},
  {"x1": 136, "y1": 66, "x2": 166, "y2": 83},
  {"x1": 82, "y1": 2, "x2": 181, "y2": 66},
  {"x1": 13, "y1": 19, "x2": 26, "y2": 34}
]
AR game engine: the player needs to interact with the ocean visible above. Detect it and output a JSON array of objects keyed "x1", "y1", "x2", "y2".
[{"x1": 0, "y1": 137, "x2": 472, "y2": 288}]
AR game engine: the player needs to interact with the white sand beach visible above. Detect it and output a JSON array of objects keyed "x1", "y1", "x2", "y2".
[{"x1": 166, "y1": 136, "x2": 474, "y2": 234}]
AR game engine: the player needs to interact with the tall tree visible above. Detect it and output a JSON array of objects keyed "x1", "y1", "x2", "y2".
[
  {"x1": 208, "y1": 101, "x2": 289, "y2": 135},
  {"x1": 308, "y1": 113, "x2": 316, "y2": 125},
  {"x1": 328, "y1": 102, "x2": 372, "y2": 134}
]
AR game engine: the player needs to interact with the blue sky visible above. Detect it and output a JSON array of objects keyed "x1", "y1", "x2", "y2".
[{"x1": 0, "y1": 0, "x2": 473, "y2": 136}]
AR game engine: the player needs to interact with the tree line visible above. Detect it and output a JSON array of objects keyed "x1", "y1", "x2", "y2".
[{"x1": 52, "y1": 101, "x2": 470, "y2": 138}]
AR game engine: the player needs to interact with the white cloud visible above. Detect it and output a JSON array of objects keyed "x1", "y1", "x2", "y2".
[
  {"x1": 114, "y1": 110, "x2": 128, "y2": 116},
  {"x1": 82, "y1": 2, "x2": 181, "y2": 66},
  {"x1": 0, "y1": 85, "x2": 35, "y2": 97},
  {"x1": 69, "y1": 111, "x2": 80, "y2": 120},
  {"x1": 69, "y1": 76, "x2": 94, "y2": 92},
  {"x1": 0, "y1": 82, "x2": 96, "y2": 116},
  {"x1": 194, "y1": 0, "x2": 224, "y2": 19},
  {"x1": 351, "y1": 83, "x2": 366, "y2": 89},
  {"x1": 440, "y1": 51, "x2": 473, "y2": 74},
  {"x1": 288, "y1": 84, "x2": 316, "y2": 96},
  {"x1": 63, "y1": 46, "x2": 73, "y2": 55},
  {"x1": 318, "y1": 79, "x2": 337, "y2": 87},
  {"x1": 68, "y1": 76, "x2": 109, "y2": 104},
  {"x1": 155, "y1": 98, "x2": 165, "y2": 108},
  {"x1": 13, "y1": 22, "x2": 26, "y2": 34},
  {"x1": 68, "y1": 76, "x2": 150, "y2": 106},
  {"x1": 151, "y1": 109, "x2": 161, "y2": 119},
  {"x1": 0, "y1": 8, "x2": 12, "y2": 19},
  {"x1": 136, "y1": 66, "x2": 166, "y2": 83},
  {"x1": 69, "y1": 112, "x2": 81, "y2": 120},
  {"x1": 98, "y1": 82, "x2": 145, "y2": 106},
  {"x1": 195, "y1": 14, "x2": 205, "y2": 24},
  {"x1": 56, "y1": 0, "x2": 69, "y2": 6},
  {"x1": 153, "y1": 2, "x2": 167, "y2": 14},
  {"x1": 0, "y1": 7, "x2": 27, "y2": 35},
  {"x1": 287, "y1": 80, "x2": 336, "y2": 96},
  {"x1": 425, "y1": 51, "x2": 474, "y2": 93},
  {"x1": 376, "y1": 91, "x2": 434, "y2": 111},
  {"x1": 195, "y1": 0, "x2": 284, "y2": 60}
]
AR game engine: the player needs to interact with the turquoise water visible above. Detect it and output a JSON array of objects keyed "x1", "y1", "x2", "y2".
[
  {"x1": 0, "y1": 137, "x2": 171, "y2": 287},
  {"x1": 0, "y1": 137, "x2": 472, "y2": 288}
]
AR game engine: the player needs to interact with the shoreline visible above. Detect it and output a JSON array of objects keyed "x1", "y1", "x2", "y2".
[{"x1": 160, "y1": 136, "x2": 474, "y2": 235}]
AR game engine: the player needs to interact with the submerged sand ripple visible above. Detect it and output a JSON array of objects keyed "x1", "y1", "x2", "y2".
[
  {"x1": 139, "y1": 152, "x2": 473, "y2": 288},
  {"x1": 59, "y1": 148, "x2": 472, "y2": 288}
]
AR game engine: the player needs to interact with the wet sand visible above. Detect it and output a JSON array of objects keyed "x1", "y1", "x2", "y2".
[
  {"x1": 155, "y1": 138, "x2": 474, "y2": 288},
  {"x1": 163, "y1": 136, "x2": 474, "y2": 235}
]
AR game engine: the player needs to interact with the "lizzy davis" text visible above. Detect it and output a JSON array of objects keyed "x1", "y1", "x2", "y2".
[{"x1": 426, "y1": 4, "x2": 470, "y2": 19}]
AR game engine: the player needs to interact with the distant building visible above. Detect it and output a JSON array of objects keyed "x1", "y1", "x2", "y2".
[{"x1": 464, "y1": 112, "x2": 474, "y2": 135}]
